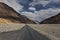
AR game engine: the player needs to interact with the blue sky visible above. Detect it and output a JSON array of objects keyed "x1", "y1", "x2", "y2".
[{"x1": 0, "y1": 0, "x2": 60, "y2": 23}]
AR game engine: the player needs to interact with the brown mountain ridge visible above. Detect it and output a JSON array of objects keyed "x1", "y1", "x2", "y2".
[
  {"x1": 0, "y1": 2, "x2": 36, "y2": 24},
  {"x1": 40, "y1": 13, "x2": 60, "y2": 24}
]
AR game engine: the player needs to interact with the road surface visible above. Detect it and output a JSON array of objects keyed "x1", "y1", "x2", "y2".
[
  {"x1": 0, "y1": 24, "x2": 59, "y2": 40},
  {"x1": 0, "y1": 25, "x2": 52, "y2": 40}
]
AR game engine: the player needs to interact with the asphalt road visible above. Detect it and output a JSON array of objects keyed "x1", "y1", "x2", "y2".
[{"x1": 0, "y1": 25, "x2": 51, "y2": 40}]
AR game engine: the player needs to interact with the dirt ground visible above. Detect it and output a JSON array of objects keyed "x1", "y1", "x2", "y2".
[{"x1": 0, "y1": 24, "x2": 60, "y2": 40}]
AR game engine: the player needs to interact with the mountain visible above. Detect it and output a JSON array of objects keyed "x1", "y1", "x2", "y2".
[
  {"x1": 0, "y1": 2, "x2": 36, "y2": 24},
  {"x1": 40, "y1": 13, "x2": 60, "y2": 24}
]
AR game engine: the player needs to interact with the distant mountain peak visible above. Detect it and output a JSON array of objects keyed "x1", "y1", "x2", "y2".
[{"x1": 40, "y1": 13, "x2": 60, "y2": 24}]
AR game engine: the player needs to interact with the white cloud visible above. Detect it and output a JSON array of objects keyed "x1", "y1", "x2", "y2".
[
  {"x1": 30, "y1": 0, "x2": 60, "y2": 7},
  {"x1": 50, "y1": 0, "x2": 60, "y2": 3},
  {"x1": 28, "y1": 7, "x2": 36, "y2": 11},
  {"x1": 21, "y1": 8, "x2": 60, "y2": 22},
  {"x1": 34, "y1": 8, "x2": 60, "y2": 22},
  {"x1": 29, "y1": 0, "x2": 50, "y2": 7},
  {"x1": 7, "y1": 0, "x2": 23, "y2": 12},
  {"x1": 39, "y1": 1, "x2": 49, "y2": 6},
  {"x1": 22, "y1": 12, "x2": 36, "y2": 19},
  {"x1": 0, "y1": 0, "x2": 23, "y2": 12}
]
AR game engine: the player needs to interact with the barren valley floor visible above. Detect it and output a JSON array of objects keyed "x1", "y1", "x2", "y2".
[{"x1": 0, "y1": 24, "x2": 60, "y2": 40}]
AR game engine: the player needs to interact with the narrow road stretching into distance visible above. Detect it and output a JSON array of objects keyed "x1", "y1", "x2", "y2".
[{"x1": 0, "y1": 25, "x2": 51, "y2": 40}]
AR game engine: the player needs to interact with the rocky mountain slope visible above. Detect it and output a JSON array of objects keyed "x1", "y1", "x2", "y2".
[
  {"x1": 40, "y1": 13, "x2": 60, "y2": 24},
  {"x1": 0, "y1": 2, "x2": 36, "y2": 24}
]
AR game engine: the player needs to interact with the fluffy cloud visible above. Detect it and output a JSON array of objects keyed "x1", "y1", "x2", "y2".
[
  {"x1": 7, "y1": 0, "x2": 23, "y2": 12},
  {"x1": 50, "y1": 0, "x2": 60, "y2": 2},
  {"x1": 34, "y1": 8, "x2": 60, "y2": 22},
  {"x1": 30, "y1": 0, "x2": 60, "y2": 7},
  {"x1": 21, "y1": 8, "x2": 60, "y2": 22},
  {"x1": 28, "y1": 7, "x2": 36, "y2": 11},
  {"x1": 21, "y1": 12, "x2": 40, "y2": 23},
  {"x1": 0, "y1": 0, "x2": 23, "y2": 12},
  {"x1": 30, "y1": 0, "x2": 49, "y2": 7}
]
